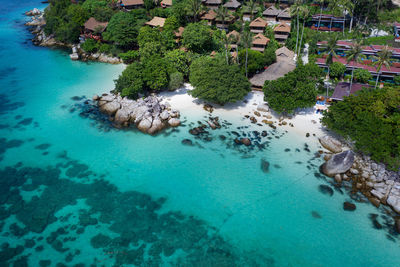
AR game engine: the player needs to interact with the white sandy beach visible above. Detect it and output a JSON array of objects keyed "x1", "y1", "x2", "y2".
[{"x1": 160, "y1": 83, "x2": 327, "y2": 139}]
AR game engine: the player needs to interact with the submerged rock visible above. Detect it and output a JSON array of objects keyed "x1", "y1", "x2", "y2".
[
  {"x1": 318, "y1": 185, "x2": 334, "y2": 196},
  {"x1": 321, "y1": 150, "x2": 355, "y2": 177},
  {"x1": 343, "y1": 202, "x2": 356, "y2": 211},
  {"x1": 260, "y1": 159, "x2": 269, "y2": 173}
]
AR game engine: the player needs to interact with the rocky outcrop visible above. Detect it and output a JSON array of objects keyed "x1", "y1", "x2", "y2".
[
  {"x1": 94, "y1": 94, "x2": 180, "y2": 135},
  {"x1": 319, "y1": 135, "x2": 342, "y2": 153},
  {"x1": 321, "y1": 150, "x2": 355, "y2": 177}
]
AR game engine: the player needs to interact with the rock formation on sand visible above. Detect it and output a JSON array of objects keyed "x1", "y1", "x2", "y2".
[{"x1": 93, "y1": 94, "x2": 181, "y2": 135}]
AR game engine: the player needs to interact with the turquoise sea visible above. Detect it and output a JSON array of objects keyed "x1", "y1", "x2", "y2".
[{"x1": 1, "y1": 1, "x2": 400, "y2": 266}]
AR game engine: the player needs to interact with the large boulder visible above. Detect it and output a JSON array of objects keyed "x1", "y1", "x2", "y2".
[
  {"x1": 160, "y1": 110, "x2": 169, "y2": 120},
  {"x1": 319, "y1": 135, "x2": 342, "y2": 153},
  {"x1": 168, "y1": 118, "x2": 181, "y2": 127},
  {"x1": 321, "y1": 150, "x2": 355, "y2": 177},
  {"x1": 387, "y1": 195, "x2": 400, "y2": 213},
  {"x1": 99, "y1": 101, "x2": 120, "y2": 116},
  {"x1": 137, "y1": 117, "x2": 152, "y2": 133},
  {"x1": 147, "y1": 117, "x2": 165, "y2": 135},
  {"x1": 114, "y1": 108, "x2": 131, "y2": 125}
]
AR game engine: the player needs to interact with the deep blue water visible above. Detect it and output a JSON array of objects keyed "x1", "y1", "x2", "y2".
[{"x1": 0, "y1": 1, "x2": 400, "y2": 266}]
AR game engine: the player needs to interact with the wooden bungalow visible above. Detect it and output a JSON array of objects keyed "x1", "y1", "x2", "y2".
[
  {"x1": 223, "y1": 0, "x2": 241, "y2": 11},
  {"x1": 331, "y1": 82, "x2": 371, "y2": 101},
  {"x1": 119, "y1": 0, "x2": 144, "y2": 9},
  {"x1": 145, "y1": 17, "x2": 166, "y2": 28},
  {"x1": 83, "y1": 17, "x2": 108, "y2": 40},
  {"x1": 227, "y1": 30, "x2": 240, "y2": 51},
  {"x1": 309, "y1": 14, "x2": 345, "y2": 32},
  {"x1": 263, "y1": 6, "x2": 280, "y2": 22},
  {"x1": 277, "y1": 8, "x2": 291, "y2": 23},
  {"x1": 160, "y1": 0, "x2": 172, "y2": 8},
  {"x1": 395, "y1": 22, "x2": 400, "y2": 42},
  {"x1": 274, "y1": 23, "x2": 291, "y2": 43},
  {"x1": 251, "y1": 33, "x2": 270, "y2": 52},
  {"x1": 204, "y1": 0, "x2": 222, "y2": 10},
  {"x1": 250, "y1": 17, "x2": 268, "y2": 34},
  {"x1": 201, "y1": 10, "x2": 217, "y2": 26},
  {"x1": 242, "y1": 7, "x2": 258, "y2": 22}
]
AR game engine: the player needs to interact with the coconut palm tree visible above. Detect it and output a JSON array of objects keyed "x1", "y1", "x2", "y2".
[
  {"x1": 290, "y1": 0, "x2": 303, "y2": 57},
  {"x1": 241, "y1": 30, "x2": 253, "y2": 78},
  {"x1": 316, "y1": 0, "x2": 324, "y2": 31},
  {"x1": 298, "y1": 5, "x2": 310, "y2": 57},
  {"x1": 373, "y1": 46, "x2": 392, "y2": 88},
  {"x1": 244, "y1": 0, "x2": 257, "y2": 21},
  {"x1": 322, "y1": 34, "x2": 339, "y2": 78},
  {"x1": 216, "y1": 5, "x2": 230, "y2": 31},
  {"x1": 346, "y1": 40, "x2": 364, "y2": 88},
  {"x1": 186, "y1": 0, "x2": 204, "y2": 22},
  {"x1": 221, "y1": 31, "x2": 231, "y2": 65}
]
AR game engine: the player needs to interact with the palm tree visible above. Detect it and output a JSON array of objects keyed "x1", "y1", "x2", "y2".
[
  {"x1": 244, "y1": 0, "x2": 257, "y2": 21},
  {"x1": 298, "y1": 5, "x2": 310, "y2": 57},
  {"x1": 186, "y1": 0, "x2": 204, "y2": 22},
  {"x1": 346, "y1": 40, "x2": 364, "y2": 88},
  {"x1": 316, "y1": 0, "x2": 324, "y2": 31},
  {"x1": 241, "y1": 30, "x2": 253, "y2": 78},
  {"x1": 221, "y1": 31, "x2": 231, "y2": 64},
  {"x1": 322, "y1": 34, "x2": 339, "y2": 78},
  {"x1": 290, "y1": 0, "x2": 303, "y2": 57},
  {"x1": 216, "y1": 5, "x2": 230, "y2": 31},
  {"x1": 373, "y1": 46, "x2": 392, "y2": 88}
]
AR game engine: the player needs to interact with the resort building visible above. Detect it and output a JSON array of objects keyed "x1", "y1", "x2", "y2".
[
  {"x1": 223, "y1": 0, "x2": 241, "y2": 11},
  {"x1": 277, "y1": 8, "x2": 291, "y2": 23},
  {"x1": 331, "y1": 82, "x2": 372, "y2": 101},
  {"x1": 251, "y1": 33, "x2": 270, "y2": 53},
  {"x1": 160, "y1": 0, "x2": 172, "y2": 8},
  {"x1": 309, "y1": 14, "x2": 346, "y2": 32},
  {"x1": 204, "y1": 0, "x2": 222, "y2": 10},
  {"x1": 263, "y1": 6, "x2": 280, "y2": 22},
  {"x1": 83, "y1": 17, "x2": 108, "y2": 40},
  {"x1": 145, "y1": 17, "x2": 166, "y2": 28},
  {"x1": 250, "y1": 17, "x2": 268, "y2": 34},
  {"x1": 119, "y1": 0, "x2": 144, "y2": 9},
  {"x1": 394, "y1": 22, "x2": 400, "y2": 42},
  {"x1": 242, "y1": 8, "x2": 258, "y2": 22},
  {"x1": 201, "y1": 10, "x2": 217, "y2": 26},
  {"x1": 274, "y1": 23, "x2": 291, "y2": 43},
  {"x1": 227, "y1": 30, "x2": 240, "y2": 51}
]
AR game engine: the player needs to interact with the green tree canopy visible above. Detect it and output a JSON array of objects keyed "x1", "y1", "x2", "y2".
[
  {"x1": 182, "y1": 22, "x2": 214, "y2": 53},
  {"x1": 263, "y1": 63, "x2": 324, "y2": 114},
  {"x1": 189, "y1": 56, "x2": 251, "y2": 104},
  {"x1": 329, "y1": 62, "x2": 346, "y2": 79},
  {"x1": 353, "y1": 68, "x2": 372, "y2": 83}
]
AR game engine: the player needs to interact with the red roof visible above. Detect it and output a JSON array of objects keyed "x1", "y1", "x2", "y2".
[{"x1": 316, "y1": 57, "x2": 400, "y2": 74}]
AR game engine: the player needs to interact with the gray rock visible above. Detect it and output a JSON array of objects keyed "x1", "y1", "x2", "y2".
[
  {"x1": 69, "y1": 53, "x2": 79, "y2": 60},
  {"x1": 114, "y1": 108, "x2": 131, "y2": 124},
  {"x1": 319, "y1": 135, "x2": 342, "y2": 153},
  {"x1": 387, "y1": 195, "x2": 400, "y2": 213},
  {"x1": 137, "y1": 118, "x2": 152, "y2": 133},
  {"x1": 160, "y1": 110, "x2": 169, "y2": 120},
  {"x1": 257, "y1": 104, "x2": 269, "y2": 112},
  {"x1": 168, "y1": 118, "x2": 180, "y2": 127},
  {"x1": 99, "y1": 101, "x2": 120, "y2": 116},
  {"x1": 321, "y1": 150, "x2": 355, "y2": 177},
  {"x1": 147, "y1": 118, "x2": 164, "y2": 135}
]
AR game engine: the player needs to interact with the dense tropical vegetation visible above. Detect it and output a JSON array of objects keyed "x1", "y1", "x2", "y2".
[{"x1": 322, "y1": 87, "x2": 400, "y2": 169}]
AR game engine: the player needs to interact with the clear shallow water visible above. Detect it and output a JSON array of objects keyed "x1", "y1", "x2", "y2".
[{"x1": 0, "y1": 2, "x2": 400, "y2": 266}]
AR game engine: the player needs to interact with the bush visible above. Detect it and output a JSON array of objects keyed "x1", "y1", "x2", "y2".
[
  {"x1": 238, "y1": 49, "x2": 266, "y2": 76},
  {"x1": 329, "y1": 62, "x2": 346, "y2": 79},
  {"x1": 115, "y1": 62, "x2": 144, "y2": 99},
  {"x1": 321, "y1": 86, "x2": 400, "y2": 169},
  {"x1": 81, "y1": 39, "x2": 99, "y2": 53},
  {"x1": 119, "y1": 50, "x2": 140, "y2": 64},
  {"x1": 189, "y1": 56, "x2": 251, "y2": 104},
  {"x1": 98, "y1": 43, "x2": 111, "y2": 54},
  {"x1": 353, "y1": 68, "x2": 372, "y2": 83},
  {"x1": 182, "y1": 22, "x2": 215, "y2": 53},
  {"x1": 264, "y1": 47, "x2": 277, "y2": 66},
  {"x1": 394, "y1": 75, "x2": 400, "y2": 85},
  {"x1": 169, "y1": 72, "x2": 184, "y2": 91}
]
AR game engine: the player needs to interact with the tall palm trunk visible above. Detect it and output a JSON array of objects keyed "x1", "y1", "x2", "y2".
[
  {"x1": 298, "y1": 20, "x2": 306, "y2": 56},
  {"x1": 349, "y1": 10, "x2": 354, "y2": 32},
  {"x1": 295, "y1": 14, "x2": 299, "y2": 56},
  {"x1": 375, "y1": 72, "x2": 380, "y2": 88},
  {"x1": 317, "y1": 2, "x2": 323, "y2": 30},
  {"x1": 350, "y1": 66, "x2": 354, "y2": 89},
  {"x1": 245, "y1": 48, "x2": 249, "y2": 77},
  {"x1": 236, "y1": 45, "x2": 239, "y2": 64}
]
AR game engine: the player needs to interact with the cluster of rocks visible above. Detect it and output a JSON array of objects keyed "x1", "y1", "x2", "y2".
[
  {"x1": 319, "y1": 135, "x2": 400, "y2": 214},
  {"x1": 93, "y1": 93, "x2": 181, "y2": 135},
  {"x1": 25, "y1": 9, "x2": 122, "y2": 64}
]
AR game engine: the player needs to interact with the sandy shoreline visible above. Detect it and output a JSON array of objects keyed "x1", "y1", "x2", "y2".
[{"x1": 160, "y1": 83, "x2": 327, "y2": 140}]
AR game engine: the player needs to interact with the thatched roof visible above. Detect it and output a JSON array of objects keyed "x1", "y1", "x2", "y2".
[
  {"x1": 252, "y1": 33, "x2": 270, "y2": 45},
  {"x1": 250, "y1": 60, "x2": 296, "y2": 86},
  {"x1": 205, "y1": 0, "x2": 222, "y2": 4},
  {"x1": 223, "y1": 0, "x2": 241, "y2": 9},
  {"x1": 250, "y1": 17, "x2": 268, "y2": 28},
  {"x1": 120, "y1": 0, "x2": 144, "y2": 6},
  {"x1": 263, "y1": 6, "x2": 279, "y2": 16},
  {"x1": 174, "y1": 26, "x2": 184, "y2": 38},
  {"x1": 201, "y1": 10, "x2": 217, "y2": 20},
  {"x1": 277, "y1": 8, "x2": 290, "y2": 19},
  {"x1": 84, "y1": 17, "x2": 108, "y2": 32},
  {"x1": 227, "y1": 30, "x2": 240, "y2": 40},
  {"x1": 145, "y1": 17, "x2": 166, "y2": 28},
  {"x1": 274, "y1": 23, "x2": 291, "y2": 33},
  {"x1": 275, "y1": 46, "x2": 294, "y2": 60}
]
